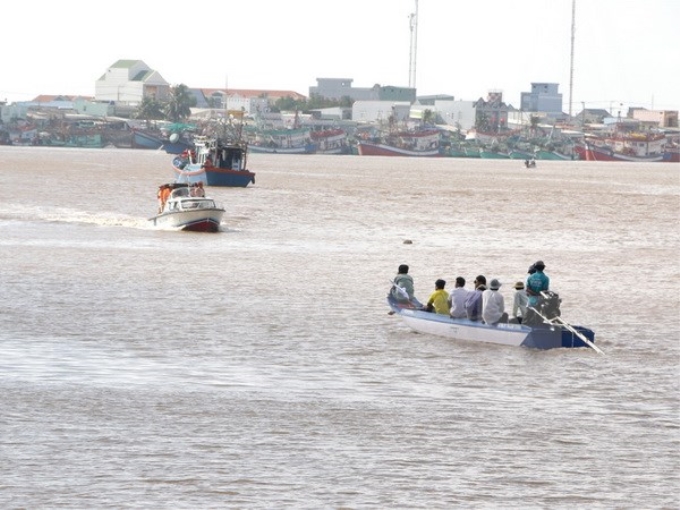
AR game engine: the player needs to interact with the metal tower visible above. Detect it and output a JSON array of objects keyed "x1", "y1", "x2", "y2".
[
  {"x1": 568, "y1": 0, "x2": 575, "y2": 118},
  {"x1": 408, "y1": 0, "x2": 419, "y2": 89}
]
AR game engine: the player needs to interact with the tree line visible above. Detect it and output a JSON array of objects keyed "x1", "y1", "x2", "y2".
[{"x1": 136, "y1": 85, "x2": 354, "y2": 122}]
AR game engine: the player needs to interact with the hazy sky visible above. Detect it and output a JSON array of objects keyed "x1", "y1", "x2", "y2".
[{"x1": 2, "y1": 0, "x2": 678, "y2": 114}]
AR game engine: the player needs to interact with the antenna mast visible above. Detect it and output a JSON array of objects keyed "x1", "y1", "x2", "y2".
[
  {"x1": 568, "y1": 0, "x2": 575, "y2": 118},
  {"x1": 408, "y1": 0, "x2": 419, "y2": 89}
]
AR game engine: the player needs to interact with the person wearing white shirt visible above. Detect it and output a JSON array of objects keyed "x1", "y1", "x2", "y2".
[
  {"x1": 511, "y1": 281, "x2": 529, "y2": 324},
  {"x1": 448, "y1": 276, "x2": 469, "y2": 319},
  {"x1": 482, "y1": 278, "x2": 507, "y2": 325}
]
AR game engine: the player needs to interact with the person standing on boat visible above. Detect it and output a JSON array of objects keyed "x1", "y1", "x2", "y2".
[
  {"x1": 157, "y1": 184, "x2": 171, "y2": 212},
  {"x1": 526, "y1": 260, "x2": 550, "y2": 306},
  {"x1": 483, "y1": 279, "x2": 507, "y2": 325},
  {"x1": 423, "y1": 279, "x2": 450, "y2": 315},
  {"x1": 392, "y1": 264, "x2": 416, "y2": 304},
  {"x1": 511, "y1": 281, "x2": 529, "y2": 324},
  {"x1": 448, "y1": 276, "x2": 468, "y2": 319},
  {"x1": 190, "y1": 182, "x2": 205, "y2": 197},
  {"x1": 465, "y1": 275, "x2": 487, "y2": 321}
]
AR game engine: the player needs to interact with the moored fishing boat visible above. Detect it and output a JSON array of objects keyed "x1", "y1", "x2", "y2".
[
  {"x1": 387, "y1": 289, "x2": 600, "y2": 352},
  {"x1": 663, "y1": 146, "x2": 680, "y2": 163},
  {"x1": 247, "y1": 127, "x2": 316, "y2": 154},
  {"x1": 133, "y1": 129, "x2": 194, "y2": 154},
  {"x1": 534, "y1": 149, "x2": 574, "y2": 160},
  {"x1": 310, "y1": 128, "x2": 350, "y2": 154},
  {"x1": 149, "y1": 182, "x2": 225, "y2": 232},
  {"x1": 583, "y1": 131, "x2": 666, "y2": 162},
  {"x1": 357, "y1": 129, "x2": 443, "y2": 157}
]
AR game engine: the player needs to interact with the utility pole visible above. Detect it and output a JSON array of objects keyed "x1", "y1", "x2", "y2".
[{"x1": 408, "y1": 0, "x2": 418, "y2": 89}]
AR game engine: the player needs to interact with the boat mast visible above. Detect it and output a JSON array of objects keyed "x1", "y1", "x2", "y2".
[
  {"x1": 408, "y1": 0, "x2": 418, "y2": 89},
  {"x1": 568, "y1": 0, "x2": 575, "y2": 118}
]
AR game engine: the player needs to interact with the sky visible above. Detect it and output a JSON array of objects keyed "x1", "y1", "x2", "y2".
[{"x1": 2, "y1": 0, "x2": 678, "y2": 114}]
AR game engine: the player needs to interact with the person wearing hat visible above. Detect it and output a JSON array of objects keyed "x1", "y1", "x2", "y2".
[
  {"x1": 511, "y1": 281, "x2": 529, "y2": 324},
  {"x1": 526, "y1": 260, "x2": 550, "y2": 306},
  {"x1": 423, "y1": 279, "x2": 450, "y2": 315},
  {"x1": 392, "y1": 264, "x2": 416, "y2": 304},
  {"x1": 465, "y1": 275, "x2": 487, "y2": 321},
  {"x1": 482, "y1": 278, "x2": 507, "y2": 325}
]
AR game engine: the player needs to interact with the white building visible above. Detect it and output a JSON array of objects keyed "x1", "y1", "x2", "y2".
[
  {"x1": 351, "y1": 101, "x2": 411, "y2": 123},
  {"x1": 434, "y1": 100, "x2": 478, "y2": 131},
  {"x1": 95, "y1": 60, "x2": 170, "y2": 105}
]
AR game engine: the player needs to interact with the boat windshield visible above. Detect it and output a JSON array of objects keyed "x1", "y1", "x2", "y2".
[{"x1": 180, "y1": 199, "x2": 215, "y2": 210}]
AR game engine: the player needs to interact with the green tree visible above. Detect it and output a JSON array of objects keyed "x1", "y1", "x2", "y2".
[
  {"x1": 273, "y1": 95, "x2": 305, "y2": 112},
  {"x1": 135, "y1": 96, "x2": 166, "y2": 120},
  {"x1": 165, "y1": 84, "x2": 195, "y2": 122}
]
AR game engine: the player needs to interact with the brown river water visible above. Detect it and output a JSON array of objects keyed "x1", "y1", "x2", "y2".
[{"x1": 0, "y1": 146, "x2": 678, "y2": 508}]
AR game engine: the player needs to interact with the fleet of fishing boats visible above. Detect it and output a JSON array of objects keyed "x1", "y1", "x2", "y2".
[{"x1": 137, "y1": 125, "x2": 679, "y2": 162}]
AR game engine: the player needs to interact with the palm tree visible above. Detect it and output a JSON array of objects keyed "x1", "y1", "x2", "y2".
[
  {"x1": 165, "y1": 84, "x2": 195, "y2": 122},
  {"x1": 135, "y1": 96, "x2": 165, "y2": 120}
]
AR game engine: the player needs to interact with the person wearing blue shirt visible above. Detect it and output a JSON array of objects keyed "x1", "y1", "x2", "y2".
[{"x1": 526, "y1": 260, "x2": 550, "y2": 306}]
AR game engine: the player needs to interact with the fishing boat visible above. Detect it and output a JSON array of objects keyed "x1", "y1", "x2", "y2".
[
  {"x1": 387, "y1": 289, "x2": 600, "y2": 352},
  {"x1": 133, "y1": 129, "x2": 194, "y2": 154},
  {"x1": 663, "y1": 146, "x2": 680, "y2": 163},
  {"x1": 310, "y1": 128, "x2": 350, "y2": 154},
  {"x1": 583, "y1": 131, "x2": 666, "y2": 162},
  {"x1": 172, "y1": 136, "x2": 255, "y2": 188},
  {"x1": 357, "y1": 129, "x2": 443, "y2": 157},
  {"x1": 247, "y1": 127, "x2": 316, "y2": 154},
  {"x1": 534, "y1": 149, "x2": 574, "y2": 161},
  {"x1": 149, "y1": 182, "x2": 225, "y2": 232}
]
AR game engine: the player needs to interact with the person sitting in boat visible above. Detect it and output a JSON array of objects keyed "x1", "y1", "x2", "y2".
[
  {"x1": 526, "y1": 260, "x2": 550, "y2": 306},
  {"x1": 465, "y1": 275, "x2": 487, "y2": 321},
  {"x1": 511, "y1": 281, "x2": 529, "y2": 324},
  {"x1": 483, "y1": 279, "x2": 508, "y2": 325},
  {"x1": 423, "y1": 279, "x2": 450, "y2": 315},
  {"x1": 190, "y1": 182, "x2": 205, "y2": 197},
  {"x1": 447, "y1": 276, "x2": 468, "y2": 319},
  {"x1": 391, "y1": 264, "x2": 416, "y2": 305}
]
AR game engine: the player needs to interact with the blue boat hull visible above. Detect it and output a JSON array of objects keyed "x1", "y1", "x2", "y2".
[{"x1": 205, "y1": 168, "x2": 255, "y2": 187}]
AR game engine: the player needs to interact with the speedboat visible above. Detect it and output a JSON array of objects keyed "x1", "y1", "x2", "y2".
[
  {"x1": 149, "y1": 183, "x2": 225, "y2": 232},
  {"x1": 387, "y1": 289, "x2": 600, "y2": 352}
]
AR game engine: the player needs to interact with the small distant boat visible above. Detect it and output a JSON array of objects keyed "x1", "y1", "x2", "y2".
[
  {"x1": 172, "y1": 136, "x2": 255, "y2": 188},
  {"x1": 387, "y1": 289, "x2": 600, "y2": 352},
  {"x1": 149, "y1": 182, "x2": 224, "y2": 232},
  {"x1": 357, "y1": 129, "x2": 443, "y2": 157}
]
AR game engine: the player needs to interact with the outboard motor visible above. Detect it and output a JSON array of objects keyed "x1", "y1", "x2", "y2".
[
  {"x1": 523, "y1": 291, "x2": 562, "y2": 326},
  {"x1": 539, "y1": 291, "x2": 562, "y2": 319}
]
